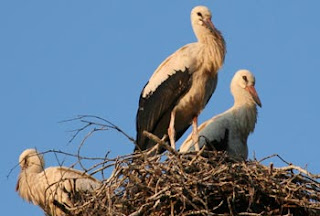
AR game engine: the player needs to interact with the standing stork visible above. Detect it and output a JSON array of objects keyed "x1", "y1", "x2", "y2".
[
  {"x1": 135, "y1": 5, "x2": 226, "y2": 153},
  {"x1": 180, "y1": 69, "x2": 262, "y2": 160},
  {"x1": 16, "y1": 149, "x2": 101, "y2": 216}
]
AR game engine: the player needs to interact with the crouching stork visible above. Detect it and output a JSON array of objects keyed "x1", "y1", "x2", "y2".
[
  {"x1": 180, "y1": 69, "x2": 262, "y2": 160},
  {"x1": 135, "y1": 5, "x2": 226, "y2": 153},
  {"x1": 16, "y1": 149, "x2": 101, "y2": 216}
]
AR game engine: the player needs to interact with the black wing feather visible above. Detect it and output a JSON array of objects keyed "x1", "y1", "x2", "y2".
[
  {"x1": 135, "y1": 68, "x2": 192, "y2": 152},
  {"x1": 203, "y1": 128, "x2": 229, "y2": 152}
]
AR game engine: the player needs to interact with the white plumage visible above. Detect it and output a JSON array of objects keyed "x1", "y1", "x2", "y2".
[
  {"x1": 136, "y1": 5, "x2": 226, "y2": 153},
  {"x1": 180, "y1": 69, "x2": 262, "y2": 160},
  {"x1": 16, "y1": 149, "x2": 101, "y2": 216}
]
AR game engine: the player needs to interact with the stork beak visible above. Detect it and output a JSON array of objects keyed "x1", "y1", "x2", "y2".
[
  {"x1": 203, "y1": 18, "x2": 215, "y2": 32},
  {"x1": 245, "y1": 86, "x2": 262, "y2": 107}
]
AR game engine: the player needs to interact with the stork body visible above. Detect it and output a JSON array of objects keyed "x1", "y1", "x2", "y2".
[
  {"x1": 16, "y1": 149, "x2": 101, "y2": 216},
  {"x1": 180, "y1": 70, "x2": 261, "y2": 160},
  {"x1": 136, "y1": 6, "x2": 226, "y2": 153}
]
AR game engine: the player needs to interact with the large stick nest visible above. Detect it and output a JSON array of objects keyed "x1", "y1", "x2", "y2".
[
  {"x1": 52, "y1": 116, "x2": 319, "y2": 215},
  {"x1": 70, "y1": 150, "x2": 320, "y2": 216}
]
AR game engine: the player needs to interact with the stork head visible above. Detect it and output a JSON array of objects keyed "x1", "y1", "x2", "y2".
[
  {"x1": 191, "y1": 6, "x2": 215, "y2": 37},
  {"x1": 231, "y1": 69, "x2": 262, "y2": 107},
  {"x1": 19, "y1": 149, "x2": 45, "y2": 173}
]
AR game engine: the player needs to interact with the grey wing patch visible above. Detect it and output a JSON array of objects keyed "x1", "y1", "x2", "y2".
[
  {"x1": 202, "y1": 128, "x2": 229, "y2": 152},
  {"x1": 135, "y1": 68, "x2": 192, "y2": 152}
]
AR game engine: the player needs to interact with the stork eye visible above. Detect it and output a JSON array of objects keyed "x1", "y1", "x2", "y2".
[
  {"x1": 242, "y1": 76, "x2": 248, "y2": 82},
  {"x1": 197, "y1": 12, "x2": 203, "y2": 17}
]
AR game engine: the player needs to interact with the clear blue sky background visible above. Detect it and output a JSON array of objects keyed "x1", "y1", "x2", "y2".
[{"x1": 1, "y1": 1, "x2": 319, "y2": 215}]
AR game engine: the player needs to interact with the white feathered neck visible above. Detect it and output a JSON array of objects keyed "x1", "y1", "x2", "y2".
[
  {"x1": 231, "y1": 102, "x2": 258, "y2": 142},
  {"x1": 230, "y1": 70, "x2": 259, "y2": 141}
]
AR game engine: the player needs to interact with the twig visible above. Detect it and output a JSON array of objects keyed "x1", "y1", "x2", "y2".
[
  {"x1": 258, "y1": 153, "x2": 291, "y2": 165},
  {"x1": 275, "y1": 165, "x2": 320, "y2": 179},
  {"x1": 61, "y1": 115, "x2": 135, "y2": 143},
  {"x1": 142, "y1": 131, "x2": 178, "y2": 155}
]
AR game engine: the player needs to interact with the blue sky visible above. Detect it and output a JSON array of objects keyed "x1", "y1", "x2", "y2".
[{"x1": 1, "y1": 1, "x2": 319, "y2": 215}]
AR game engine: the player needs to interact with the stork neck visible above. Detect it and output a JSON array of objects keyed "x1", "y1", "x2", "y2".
[
  {"x1": 197, "y1": 29, "x2": 226, "y2": 71},
  {"x1": 232, "y1": 102, "x2": 258, "y2": 136}
]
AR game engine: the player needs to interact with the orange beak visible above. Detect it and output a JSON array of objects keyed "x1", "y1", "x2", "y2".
[{"x1": 245, "y1": 86, "x2": 262, "y2": 107}]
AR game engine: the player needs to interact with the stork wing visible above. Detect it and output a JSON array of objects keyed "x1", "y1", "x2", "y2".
[
  {"x1": 39, "y1": 167, "x2": 100, "y2": 199},
  {"x1": 201, "y1": 127, "x2": 229, "y2": 151},
  {"x1": 136, "y1": 68, "x2": 192, "y2": 151},
  {"x1": 52, "y1": 167, "x2": 101, "y2": 191},
  {"x1": 43, "y1": 167, "x2": 101, "y2": 214},
  {"x1": 180, "y1": 116, "x2": 229, "y2": 152},
  {"x1": 141, "y1": 44, "x2": 196, "y2": 98}
]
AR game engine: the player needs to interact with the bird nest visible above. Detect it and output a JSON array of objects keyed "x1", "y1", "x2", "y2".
[
  {"x1": 50, "y1": 116, "x2": 320, "y2": 215},
  {"x1": 68, "y1": 149, "x2": 320, "y2": 216}
]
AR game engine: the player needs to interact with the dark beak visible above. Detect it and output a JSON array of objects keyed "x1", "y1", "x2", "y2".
[{"x1": 203, "y1": 18, "x2": 215, "y2": 32}]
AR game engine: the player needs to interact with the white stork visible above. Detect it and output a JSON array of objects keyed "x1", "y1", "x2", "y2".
[
  {"x1": 135, "y1": 5, "x2": 226, "y2": 153},
  {"x1": 16, "y1": 149, "x2": 101, "y2": 216},
  {"x1": 180, "y1": 69, "x2": 262, "y2": 160}
]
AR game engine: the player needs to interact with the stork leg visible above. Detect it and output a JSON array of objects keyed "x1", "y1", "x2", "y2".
[
  {"x1": 168, "y1": 111, "x2": 176, "y2": 150},
  {"x1": 192, "y1": 116, "x2": 200, "y2": 151}
]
